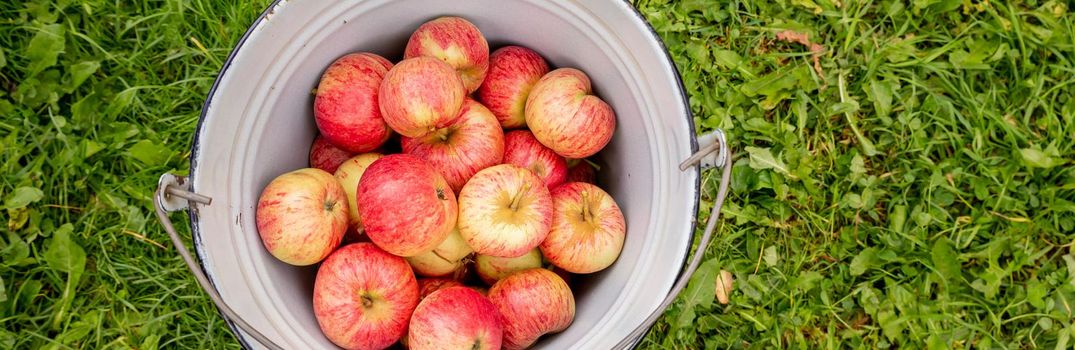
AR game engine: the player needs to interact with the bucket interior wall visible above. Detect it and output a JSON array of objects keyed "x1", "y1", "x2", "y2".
[{"x1": 190, "y1": 1, "x2": 698, "y2": 348}]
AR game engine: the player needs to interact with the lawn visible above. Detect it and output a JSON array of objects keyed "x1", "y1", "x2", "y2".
[{"x1": 1, "y1": 0, "x2": 1073, "y2": 349}]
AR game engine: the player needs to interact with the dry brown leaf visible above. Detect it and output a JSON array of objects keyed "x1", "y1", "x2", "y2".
[
  {"x1": 715, "y1": 270, "x2": 734, "y2": 305},
  {"x1": 776, "y1": 30, "x2": 825, "y2": 77}
]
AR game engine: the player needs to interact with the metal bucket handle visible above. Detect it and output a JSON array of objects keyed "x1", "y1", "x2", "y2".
[{"x1": 153, "y1": 129, "x2": 732, "y2": 350}]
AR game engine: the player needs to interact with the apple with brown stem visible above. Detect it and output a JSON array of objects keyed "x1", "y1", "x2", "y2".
[
  {"x1": 457, "y1": 164, "x2": 552, "y2": 258},
  {"x1": 541, "y1": 182, "x2": 625, "y2": 273},
  {"x1": 357, "y1": 154, "x2": 457, "y2": 257},
  {"x1": 408, "y1": 287, "x2": 503, "y2": 350},
  {"x1": 402, "y1": 98, "x2": 505, "y2": 193},
  {"x1": 255, "y1": 168, "x2": 347, "y2": 266},
  {"x1": 313, "y1": 243, "x2": 418, "y2": 350}
]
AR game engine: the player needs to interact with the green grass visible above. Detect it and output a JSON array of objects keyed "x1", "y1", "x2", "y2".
[{"x1": 1, "y1": 0, "x2": 1073, "y2": 349}]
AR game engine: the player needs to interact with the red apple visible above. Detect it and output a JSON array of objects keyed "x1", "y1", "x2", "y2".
[
  {"x1": 488, "y1": 269, "x2": 574, "y2": 350},
  {"x1": 404, "y1": 16, "x2": 490, "y2": 93},
  {"x1": 565, "y1": 159, "x2": 597, "y2": 184},
  {"x1": 475, "y1": 248, "x2": 543, "y2": 285},
  {"x1": 541, "y1": 182, "x2": 626, "y2": 273},
  {"x1": 417, "y1": 278, "x2": 465, "y2": 300},
  {"x1": 310, "y1": 135, "x2": 356, "y2": 173},
  {"x1": 476, "y1": 46, "x2": 549, "y2": 128},
  {"x1": 313, "y1": 243, "x2": 418, "y2": 350},
  {"x1": 334, "y1": 153, "x2": 384, "y2": 233},
  {"x1": 314, "y1": 53, "x2": 393, "y2": 153},
  {"x1": 525, "y1": 68, "x2": 616, "y2": 158},
  {"x1": 255, "y1": 168, "x2": 347, "y2": 266},
  {"x1": 502, "y1": 130, "x2": 567, "y2": 189},
  {"x1": 380, "y1": 56, "x2": 466, "y2": 138},
  {"x1": 357, "y1": 154, "x2": 458, "y2": 257},
  {"x1": 402, "y1": 98, "x2": 505, "y2": 192},
  {"x1": 408, "y1": 287, "x2": 503, "y2": 350},
  {"x1": 406, "y1": 228, "x2": 473, "y2": 278},
  {"x1": 458, "y1": 164, "x2": 553, "y2": 258}
]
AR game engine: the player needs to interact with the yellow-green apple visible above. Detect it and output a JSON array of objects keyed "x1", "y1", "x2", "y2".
[
  {"x1": 357, "y1": 154, "x2": 457, "y2": 257},
  {"x1": 476, "y1": 46, "x2": 549, "y2": 128},
  {"x1": 564, "y1": 159, "x2": 597, "y2": 184},
  {"x1": 502, "y1": 130, "x2": 567, "y2": 189},
  {"x1": 488, "y1": 269, "x2": 574, "y2": 350},
  {"x1": 313, "y1": 243, "x2": 418, "y2": 350},
  {"x1": 406, "y1": 228, "x2": 473, "y2": 278},
  {"x1": 541, "y1": 182, "x2": 625, "y2": 273},
  {"x1": 309, "y1": 135, "x2": 355, "y2": 173},
  {"x1": 408, "y1": 287, "x2": 503, "y2": 350},
  {"x1": 379, "y1": 56, "x2": 466, "y2": 138},
  {"x1": 314, "y1": 53, "x2": 393, "y2": 153},
  {"x1": 402, "y1": 98, "x2": 505, "y2": 192},
  {"x1": 475, "y1": 248, "x2": 543, "y2": 285},
  {"x1": 333, "y1": 153, "x2": 384, "y2": 233},
  {"x1": 255, "y1": 168, "x2": 347, "y2": 266},
  {"x1": 417, "y1": 278, "x2": 465, "y2": 300},
  {"x1": 458, "y1": 164, "x2": 553, "y2": 258},
  {"x1": 404, "y1": 16, "x2": 489, "y2": 93},
  {"x1": 525, "y1": 68, "x2": 616, "y2": 158}
]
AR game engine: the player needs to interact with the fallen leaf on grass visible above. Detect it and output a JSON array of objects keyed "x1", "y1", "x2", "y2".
[
  {"x1": 776, "y1": 30, "x2": 825, "y2": 78},
  {"x1": 715, "y1": 270, "x2": 734, "y2": 305}
]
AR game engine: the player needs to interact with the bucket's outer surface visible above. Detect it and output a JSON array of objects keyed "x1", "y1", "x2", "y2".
[{"x1": 189, "y1": 0, "x2": 699, "y2": 348}]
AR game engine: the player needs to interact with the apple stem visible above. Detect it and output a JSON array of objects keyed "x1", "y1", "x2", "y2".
[
  {"x1": 509, "y1": 183, "x2": 531, "y2": 212},
  {"x1": 581, "y1": 192, "x2": 595, "y2": 224}
]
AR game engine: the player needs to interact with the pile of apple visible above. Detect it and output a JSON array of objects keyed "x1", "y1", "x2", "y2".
[{"x1": 255, "y1": 16, "x2": 624, "y2": 350}]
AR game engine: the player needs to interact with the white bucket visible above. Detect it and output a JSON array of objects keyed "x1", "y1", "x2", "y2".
[{"x1": 178, "y1": 0, "x2": 709, "y2": 348}]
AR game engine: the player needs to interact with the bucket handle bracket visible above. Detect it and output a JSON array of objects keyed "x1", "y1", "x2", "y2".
[
  {"x1": 614, "y1": 128, "x2": 733, "y2": 349},
  {"x1": 153, "y1": 174, "x2": 284, "y2": 350}
]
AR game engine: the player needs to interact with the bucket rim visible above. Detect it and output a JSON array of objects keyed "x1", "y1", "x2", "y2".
[{"x1": 186, "y1": 0, "x2": 701, "y2": 347}]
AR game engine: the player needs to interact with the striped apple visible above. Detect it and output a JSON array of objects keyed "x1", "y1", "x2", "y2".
[
  {"x1": 357, "y1": 154, "x2": 457, "y2": 257},
  {"x1": 458, "y1": 164, "x2": 553, "y2": 258},
  {"x1": 255, "y1": 168, "x2": 347, "y2": 266},
  {"x1": 488, "y1": 269, "x2": 574, "y2": 350},
  {"x1": 402, "y1": 98, "x2": 505, "y2": 193},
  {"x1": 541, "y1": 182, "x2": 625, "y2": 273},
  {"x1": 309, "y1": 135, "x2": 355, "y2": 173},
  {"x1": 314, "y1": 53, "x2": 393, "y2": 153},
  {"x1": 408, "y1": 287, "x2": 503, "y2": 350},
  {"x1": 525, "y1": 68, "x2": 616, "y2": 158},
  {"x1": 379, "y1": 56, "x2": 465, "y2": 138},
  {"x1": 404, "y1": 16, "x2": 490, "y2": 93},
  {"x1": 502, "y1": 130, "x2": 567, "y2": 189},
  {"x1": 313, "y1": 243, "x2": 418, "y2": 350},
  {"x1": 477, "y1": 46, "x2": 549, "y2": 128}
]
